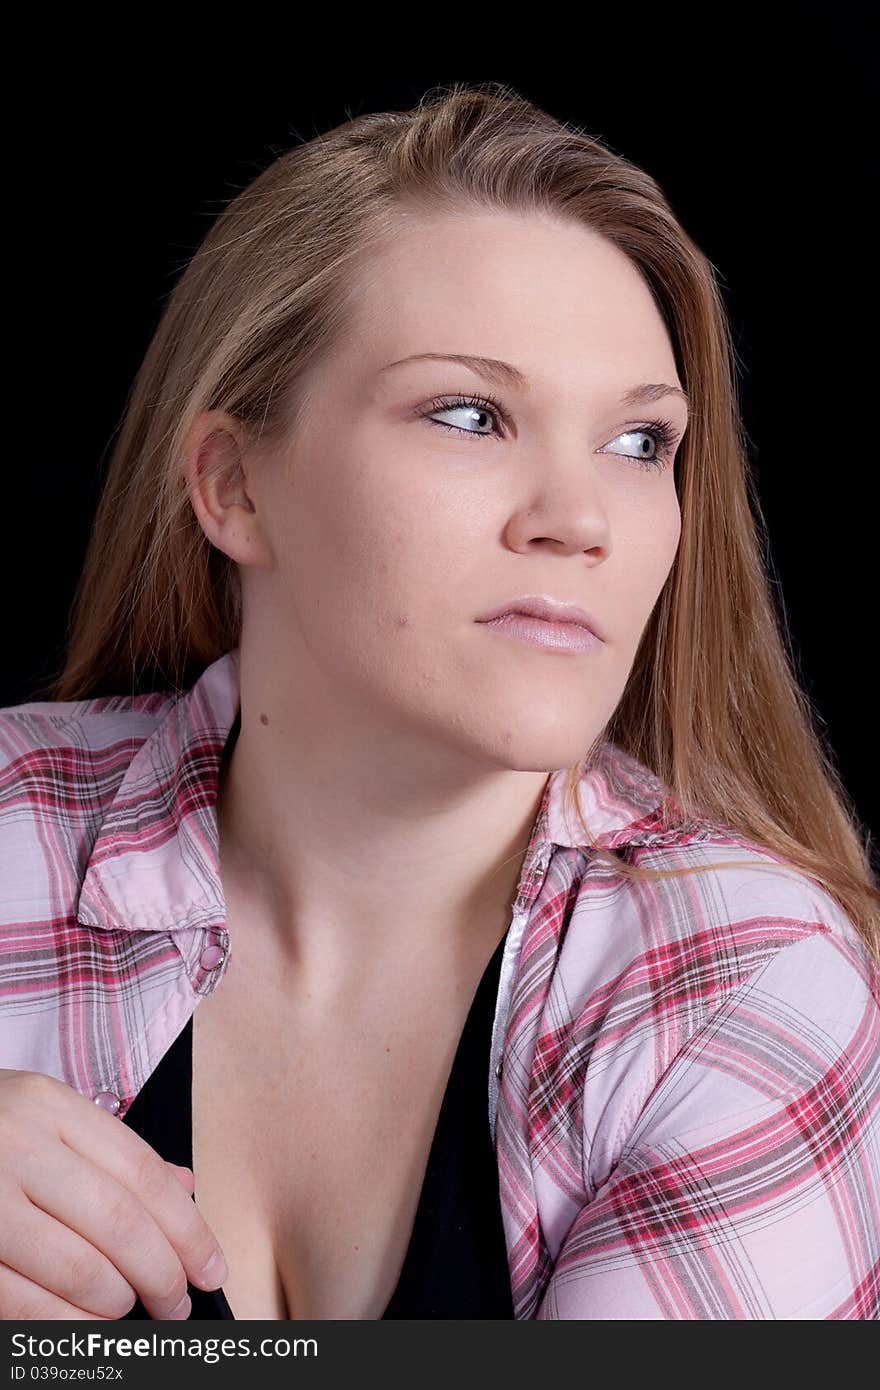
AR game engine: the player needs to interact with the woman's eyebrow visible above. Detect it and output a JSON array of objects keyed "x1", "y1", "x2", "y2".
[{"x1": 378, "y1": 352, "x2": 689, "y2": 411}]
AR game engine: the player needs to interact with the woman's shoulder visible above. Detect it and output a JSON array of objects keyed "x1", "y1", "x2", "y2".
[
  {"x1": 560, "y1": 819, "x2": 877, "y2": 1020},
  {"x1": 0, "y1": 652, "x2": 240, "y2": 839},
  {"x1": 0, "y1": 687, "x2": 175, "y2": 761},
  {"x1": 631, "y1": 824, "x2": 874, "y2": 975},
  {"x1": 555, "y1": 741, "x2": 876, "y2": 995},
  {"x1": 0, "y1": 689, "x2": 178, "y2": 811},
  {"x1": 0, "y1": 691, "x2": 178, "y2": 928}
]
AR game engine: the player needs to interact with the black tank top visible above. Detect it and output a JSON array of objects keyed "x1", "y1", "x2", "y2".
[{"x1": 120, "y1": 922, "x2": 514, "y2": 1319}]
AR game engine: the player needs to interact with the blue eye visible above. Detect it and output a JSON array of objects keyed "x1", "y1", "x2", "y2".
[
  {"x1": 424, "y1": 394, "x2": 502, "y2": 439},
  {"x1": 601, "y1": 425, "x2": 680, "y2": 472},
  {"x1": 418, "y1": 392, "x2": 681, "y2": 472}
]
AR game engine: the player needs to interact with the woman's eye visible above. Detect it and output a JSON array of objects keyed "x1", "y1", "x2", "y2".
[
  {"x1": 425, "y1": 400, "x2": 500, "y2": 438},
  {"x1": 603, "y1": 428, "x2": 669, "y2": 469}
]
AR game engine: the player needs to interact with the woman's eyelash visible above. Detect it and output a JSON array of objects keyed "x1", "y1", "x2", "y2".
[{"x1": 416, "y1": 392, "x2": 681, "y2": 472}]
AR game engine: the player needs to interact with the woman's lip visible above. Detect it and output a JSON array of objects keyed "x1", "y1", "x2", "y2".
[
  {"x1": 476, "y1": 597, "x2": 604, "y2": 637},
  {"x1": 478, "y1": 613, "x2": 603, "y2": 653}
]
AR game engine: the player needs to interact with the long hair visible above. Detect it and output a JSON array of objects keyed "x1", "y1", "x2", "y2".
[{"x1": 36, "y1": 80, "x2": 880, "y2": 965}]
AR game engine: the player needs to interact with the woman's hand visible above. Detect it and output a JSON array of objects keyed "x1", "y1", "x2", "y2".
[{"x1": 0, "y1": 1069, "x2": 228, "y2": 1320}]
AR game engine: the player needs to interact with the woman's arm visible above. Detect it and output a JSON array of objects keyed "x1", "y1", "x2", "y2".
[{"x1": 539, "y1": 931, "x2": 880, "y2": 1319}]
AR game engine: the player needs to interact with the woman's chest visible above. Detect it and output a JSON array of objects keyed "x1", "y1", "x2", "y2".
[{"x1": 189, "y1": 951, "x2": 490, "y2": 1320}]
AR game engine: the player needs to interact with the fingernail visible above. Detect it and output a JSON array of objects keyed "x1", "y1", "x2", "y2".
[
  {"x1": 168, "y1": 1293, "x2": 191, "y2": 1320},
  {"x1": 199, "y1": 1251, "x2": 228, "y2": 1288}
]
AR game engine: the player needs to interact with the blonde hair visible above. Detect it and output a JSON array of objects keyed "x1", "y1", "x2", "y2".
[{"x1": 36, "y1": 80, "x2": 880, "y2": 966}]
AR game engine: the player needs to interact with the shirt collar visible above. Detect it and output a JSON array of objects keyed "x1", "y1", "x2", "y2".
[{"x1": 76, "y1": 646, "x2": 675, "y2": 935}]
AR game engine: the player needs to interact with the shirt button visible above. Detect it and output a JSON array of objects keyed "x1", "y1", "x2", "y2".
[
  {"x1": 494, "y1": 1059, "x2": 503, "y2": 1079},
  {"x1": 199, "y1": 945, "x2": 226, "y2": 970},
  {"x1": 93, "y1": 1091, "x2": 121, "y2": 1114}
]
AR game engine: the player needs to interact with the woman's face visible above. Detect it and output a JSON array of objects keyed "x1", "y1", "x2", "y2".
[{"x1": 201, "y1": 210, "x2": 687, "y2": 774}]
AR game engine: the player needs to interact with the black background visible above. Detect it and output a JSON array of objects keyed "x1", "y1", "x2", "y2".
[{"x1": 7, "y1": 33, "x2": 877, "y2": 852}]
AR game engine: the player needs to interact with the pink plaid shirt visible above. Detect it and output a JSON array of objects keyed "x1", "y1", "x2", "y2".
[{"x1": 1, "y1": 647, "x2": 878, "y2": 1319}]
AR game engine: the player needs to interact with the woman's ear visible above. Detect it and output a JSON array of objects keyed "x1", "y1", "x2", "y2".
[{"x1": 181, "y1": 409, "x2": 275, "y2": 570}]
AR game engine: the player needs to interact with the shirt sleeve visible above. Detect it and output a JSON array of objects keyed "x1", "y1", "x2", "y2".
[{"x1": 538, "y1": 930, "x2": 880, "y2": 1319}]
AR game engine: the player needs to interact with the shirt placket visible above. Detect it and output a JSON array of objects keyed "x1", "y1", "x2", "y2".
[{"x1": 487, "y1": 838, "x2": 552, "y2": 1143}]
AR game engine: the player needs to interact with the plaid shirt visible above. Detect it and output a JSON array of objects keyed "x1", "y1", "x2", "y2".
[{"x1": 1, "y1": 647, "x2": 878, "y2": 1319}]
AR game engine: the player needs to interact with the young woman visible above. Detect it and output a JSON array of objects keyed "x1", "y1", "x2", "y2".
[{"x1": 1, "y1": 81, "x2": 878, "y2": 1322}]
